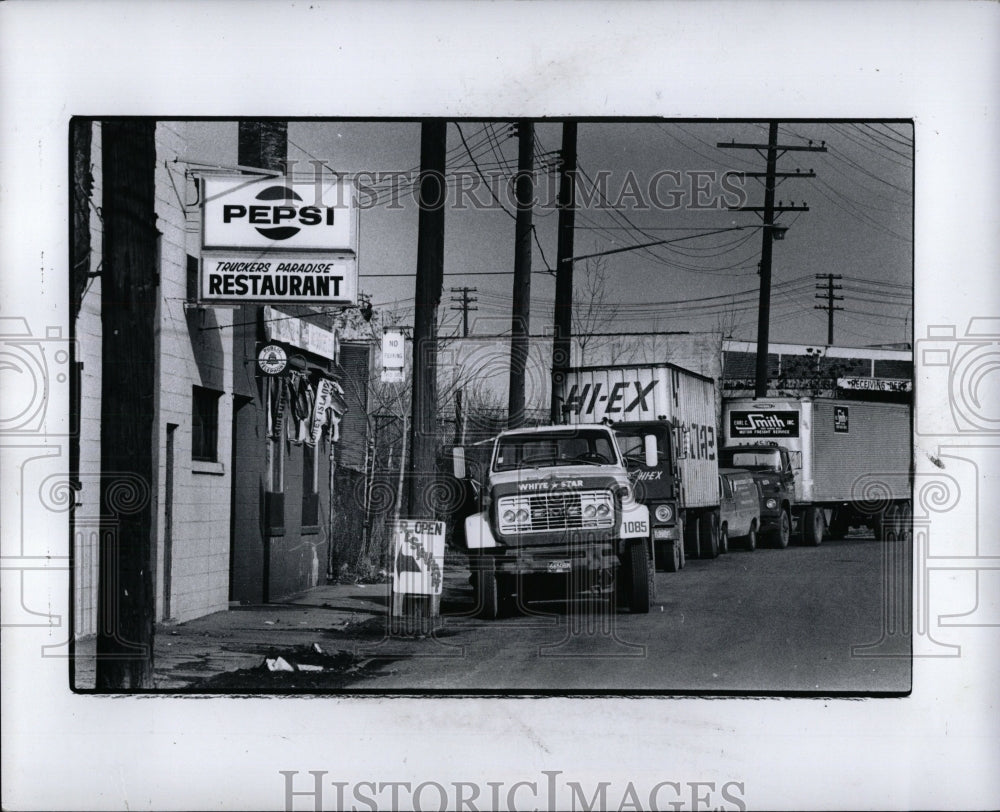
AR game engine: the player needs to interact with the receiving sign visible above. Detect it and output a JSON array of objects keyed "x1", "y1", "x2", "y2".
[{"x1": 392, "y1": 520, "x2": 445, "y2": 596}]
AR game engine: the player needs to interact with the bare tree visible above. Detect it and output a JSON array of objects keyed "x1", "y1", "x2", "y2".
[{"x1": 573, "y1": 253, "x2": 620, "y2": 366}]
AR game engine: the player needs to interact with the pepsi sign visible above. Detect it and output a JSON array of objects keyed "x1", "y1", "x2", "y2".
[{"x1": 202, "y1": 176, "x2": 355, "y2": 251}]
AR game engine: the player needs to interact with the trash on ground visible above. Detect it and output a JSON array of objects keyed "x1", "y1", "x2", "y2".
[{"x1": 265, "y1": 656, "x2": 294, "y2": 672}]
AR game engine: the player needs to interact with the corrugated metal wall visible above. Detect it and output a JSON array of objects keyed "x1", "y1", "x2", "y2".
[
  {"x1": 673, "y1": 370, "x2": 720, "y2": 509},
  {"x1": 811, "y1": 400, "x2": 911, "y2": 502}
]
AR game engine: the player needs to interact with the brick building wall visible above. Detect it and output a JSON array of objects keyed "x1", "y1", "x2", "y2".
[
  {"x1": 74, "y1": 123, "x2": 103, "y2": 638},
  {"x1": 151, "y1": 122, "x2": 233, "y2": 622}
]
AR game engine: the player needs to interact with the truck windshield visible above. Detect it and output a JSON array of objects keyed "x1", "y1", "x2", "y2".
[
  {"x1": 723, "y1": 448, "x2": 781, "y2": 471},
  {"x1": 493, "y1": 431, "x2": 618, "y2": 471}
]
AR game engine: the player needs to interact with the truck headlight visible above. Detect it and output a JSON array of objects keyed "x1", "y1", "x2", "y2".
[
  {"x1": 596, "y1": 503, "x2": 610, "y2": 517},
  {"x1": 515, "y1": 508, "x2": 529, "y2": 523},
  {"x1": 654, "y1": 504, "x2": 673, "y2": 523},
  {"x1": 584, "y1": 504, "x2": 597, "y2": 518},
  {"x1": 502, "y1": 509, "x2": 516, "y2": 523},
  {"x1": 765, "y1": 498, "x2": 777, "y2": 510}
]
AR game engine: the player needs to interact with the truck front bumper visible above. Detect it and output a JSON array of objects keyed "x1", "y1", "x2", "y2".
[{"x1": 475, "y1": 544, "x2": 619, "y2": 577}]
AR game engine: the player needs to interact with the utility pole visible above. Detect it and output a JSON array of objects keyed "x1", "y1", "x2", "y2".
[
  {"x1": 719, "y1": 124, "x2": 826, "y2": 397},
  {"x1": 406, "y1": 121, "x2": 447, "y2": 517},
  {"x1": 550, "y1": 121, "x2": 577, "y2": 423},
  {"x1": 508, "y1": 120, "x2": 534, "y2": 429},
  {"x1": 96, "y1": 120, "x2": 158, "y2": 689},
  {"x1": 237, "y1": 121, "x2": 287, "y2": 604},
  {"x1": 815, "y1": 273, "x2": 844, "y2": 345},
  {"x1": 449, "y1": 286, "x2": 478, "y2": 337}
]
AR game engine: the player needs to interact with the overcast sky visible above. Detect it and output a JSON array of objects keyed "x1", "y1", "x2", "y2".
[{"x1": 185, "y1": 119, "x2": 913, "y2": 348}]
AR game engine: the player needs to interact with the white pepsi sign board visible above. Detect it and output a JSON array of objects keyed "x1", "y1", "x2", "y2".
[
  {"x1": 202, "y1": 176, "x2": 355, "y2": 251},
  {"x1": 199, "y1": 174, "x2": 358, "y2": 305}
]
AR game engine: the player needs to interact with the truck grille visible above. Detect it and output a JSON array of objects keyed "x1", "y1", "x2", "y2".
[{"x1": 498, "y1": 491, "x2": 615, "y2": 534}]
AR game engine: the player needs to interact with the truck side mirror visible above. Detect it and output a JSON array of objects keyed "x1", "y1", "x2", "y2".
[
  {"x1": 643, "y1": 434, "x2": 658, "y2": 468},
  {"x1": 452, "y1": 447, "x2": 467, "y2": 480}
]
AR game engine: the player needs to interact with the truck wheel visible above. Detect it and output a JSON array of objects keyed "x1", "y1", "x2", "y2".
[
  {"x1": 773, "y1": 510, "x2": 791, "y2": 549},
  {"x1": 883, "y1": 505, "x2": 900, "y2": 542},
  {"x1": 662, "y1": 539, "x2": 681, "y2": 573},
  {"x1": 828, "y1": 510, "x2": 850, "y2": 540},
  {"x1": 683, "y1": 516, "x2": 700, "y2": 559},
  {"x1": 622, "y1": 539, "x2": 651, "y2": 613},
  {"x1": 473, "y1": 558, "x2": 499, "y2": 620},
  {"x1": 699, "y1": 513, "x2": 720, "y2": 559},
  {"x1": 719, "y1": 523, "x2": 729, "y2": 555},
  {"x1": 899, "y1": 502, "x2": 912, "y2": 543},
  {"x1": 803, "y1": 506, "x2": 825, "y2": 546},
  {"x1": 871, "y1": 512, "x2": 884, "y2": 542},
  {"x1": 497, "y1": 574, "x2": 518, "y2": 617},
  {"x1": 745, "y1": 520, "x2": 758, "y2": 552}
]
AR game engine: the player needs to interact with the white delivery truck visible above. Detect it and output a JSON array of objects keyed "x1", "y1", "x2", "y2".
[
  {"x1": 558, "y1": 364, "x2": 723, "y2": 565},
  {"x1": 720, "y1": 397, "x2": 912, "y2": 545}
]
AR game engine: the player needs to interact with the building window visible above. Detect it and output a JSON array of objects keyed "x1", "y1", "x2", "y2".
[
  {"x1": 192, "y1": 386, "x2": 222, "y2": 461},
  {"x1": 302, "y1": 442, "x2": 320, "y2": 528}
]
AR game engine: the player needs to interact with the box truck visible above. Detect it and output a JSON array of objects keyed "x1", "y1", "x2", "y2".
[
  {"x1": 558, "y1": 363, "x2": 723, "y2": 568},
  {"x1": 720, "y1": 397, "x2": 912, "y2": 545}
]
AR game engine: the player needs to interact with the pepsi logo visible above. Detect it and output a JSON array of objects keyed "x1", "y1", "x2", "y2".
[{"x1": 221, "y1": 185, "x2": 336, "y2": 241}]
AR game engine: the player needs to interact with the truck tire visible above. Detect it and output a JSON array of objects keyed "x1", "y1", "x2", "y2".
[
  {"x1": 883, "y1": 504, "x2": 900, "y2": 542},
  {"x1": 683, "y1": 515, "x2": 700, "y2": 559},
  {"x1": 661, "y1": 539, "x2": 682, "y2": 573},
  {"x1": 473, "y1": 558, "x2": 499, "y2": 620},
  {"x1": 899, "y1": 501, "x2": 912, "y2": 543},
  {"x1": 773, "y1": 509, "x2": 791, "y2": 549},
  {"x1": 622, "y1": 539, "x2": 651, "y2": 613},
  {"x1": 719, "y1": 523, "x2": 729, "y2": 555},
  {"x1": 871, "y1": 512, "x2": 884, "y2": 542},
  {"x1": 699, "y1": 512, "x2": 720, "y2": 559},
  {"x1": 803, "y1": 506, "x2": 825, "y2": 546},
  {"x1": 744, "y1": 520, "x2": 758, "y2": 552},
  {"x1": 828, "y1": 511, "x2": 850, "y2": 540},
  {"x1": 498, "y1": 574, "x2": 518, "y2": 617}
]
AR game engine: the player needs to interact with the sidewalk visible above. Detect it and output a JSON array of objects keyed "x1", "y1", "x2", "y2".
[{"x1": 73, "y1": 560, "x2": 472, "y2": 691}]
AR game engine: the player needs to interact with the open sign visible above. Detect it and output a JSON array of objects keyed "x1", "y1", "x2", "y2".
[{"x1": 392, "y1": 520, "x2": 445, "y2": 596}]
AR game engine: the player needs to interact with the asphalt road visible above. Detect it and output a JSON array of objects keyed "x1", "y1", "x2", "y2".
[{"x1": 345, "y1": 531, "x2": 912, "y2": 695}]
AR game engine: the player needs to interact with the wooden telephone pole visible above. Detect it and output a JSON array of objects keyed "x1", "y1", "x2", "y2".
[
  {"x1": 406, "y1": 121, "x2": 447, "y2": 517},
  {"x1": 550, "y1": 121, "x2": 577, "y2": 424},
  {"x1": 719, "y1": 124, "x2": 826, "y2": 397},
  {"x1": 508, "y1": 120, "x2": 534, "y2": 429},
  {"x1": 237, "y1": 121, "x2": 287, "y2": 604},
  {"x1": 96, "y1": 120, "x2": 159, "y2": 689},
  {"x1": 815, "y1": 273, "x2": 844, "y2": 345}
]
